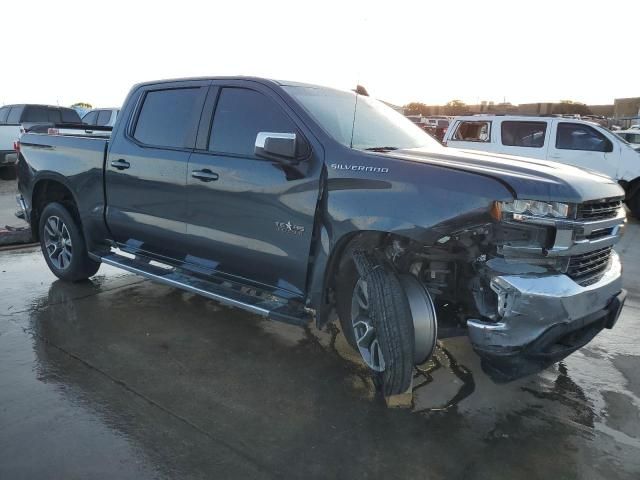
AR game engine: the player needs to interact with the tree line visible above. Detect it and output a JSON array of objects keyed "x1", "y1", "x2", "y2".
[{"x1": 404, "y1": 99, "x2": 593, "y2": 116}]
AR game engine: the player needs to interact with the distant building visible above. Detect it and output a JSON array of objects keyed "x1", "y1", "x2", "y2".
[
  {"x1": 588, "y1": 104, "x2": 614, "y2": 117},
  {"x1": 467, "y1": 102, "x2": 518, "y2": 114},
  {"x1": 403, "y1": 98, "x2": 638, "y2": 121},
  {"x1": 516, "y1": 102, "x2": 613, "y2": 116},
  {"x1": 614, "y1": 97, "x2": 640, "y2": 119},
  {"x1": 517, "y1": 103, "x2": 556, "y2": 115}
]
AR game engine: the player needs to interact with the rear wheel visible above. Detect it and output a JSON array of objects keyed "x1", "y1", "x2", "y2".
[
  {"x1": 337, "y1": 251, "x2": 416, "y2": 395},
  {"x1": 39, "y1": 202, "x2": 100, "y2": 281}
]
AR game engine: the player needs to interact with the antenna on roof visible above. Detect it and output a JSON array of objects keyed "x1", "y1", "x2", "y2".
[{"x1": 354, "y1": 85, "x2": 369, "y2": 96}]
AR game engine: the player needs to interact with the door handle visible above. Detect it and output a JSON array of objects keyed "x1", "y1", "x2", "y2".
[
  {"x1": 111, "y1": 159, "x2": 131, "y2": 170},
  {"x1": 191, "y1": 169, "x2": 219, "y2": 182}
]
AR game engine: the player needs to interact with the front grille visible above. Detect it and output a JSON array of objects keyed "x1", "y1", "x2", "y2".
[
  {"x1": 577, "y1": 199, "x2": 622, "y2": 221},
  {"x1": 567, "y1": 246, "x2": 612, "y2": 286}
]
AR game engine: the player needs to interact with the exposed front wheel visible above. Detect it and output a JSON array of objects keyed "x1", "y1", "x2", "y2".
[
  {"x1": 39, "y1": 202, "x2": 100, "y2": 282},
  {"x1": 337, "y1": 251, "x2": 436, "y2": 396}
]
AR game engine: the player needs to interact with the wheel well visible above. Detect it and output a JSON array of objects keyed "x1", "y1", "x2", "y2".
[
  {"x1": 319, "y1": 226, "x2": 489, "y2": 329},
  {"x1": 317, "y1": 231, "x2": 399, "y2": 327},
  {"x1": 31, "y1": 180, "x2": 78, "y2": 241},
  {"x1": 623, "y1": 177, "x2": 640, "y2": 201}
]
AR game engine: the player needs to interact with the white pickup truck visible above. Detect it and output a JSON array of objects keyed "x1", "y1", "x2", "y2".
[
  {"x1": 0, "y1": 104, "x2": 82, "y2": 175},
  {"x1": 443, "y1": 115, "x2": 640, "y2": 217}
]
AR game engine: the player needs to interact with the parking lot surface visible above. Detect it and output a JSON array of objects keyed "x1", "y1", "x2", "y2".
[{"x1": 1, "y1": 207, "x2": 639, "y2": 479}]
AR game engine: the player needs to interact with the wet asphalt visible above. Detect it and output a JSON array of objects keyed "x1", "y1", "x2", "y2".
[{"x1": 1, "y1": 216, "x2": 639, "y2": 479}]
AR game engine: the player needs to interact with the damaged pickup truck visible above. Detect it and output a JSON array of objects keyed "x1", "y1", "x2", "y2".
[{"x1": 16, "y1": 77, "x2": 627, "y2": 394}]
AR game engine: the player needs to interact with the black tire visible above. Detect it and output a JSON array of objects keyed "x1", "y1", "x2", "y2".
[
  {"x1": 628, "y1": 193, "x2": 640, "y2": 219},
  {"x1": 336, "y1": 255, "x2": 360, "y2": 349},
  {"x1": 336, "y1": 251, "x2": 415, "y2": 395},
  {"x1": 39, "y1": 202, "x2": 100, "y2": 282}
]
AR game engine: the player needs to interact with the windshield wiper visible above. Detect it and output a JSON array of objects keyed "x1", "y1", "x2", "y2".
[{"x1": 363, "y1": 146, "x2": 399, "y2": 152}]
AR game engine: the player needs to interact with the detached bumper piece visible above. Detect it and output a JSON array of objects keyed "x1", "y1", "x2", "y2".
[
  {"x1": 15, "y1": 194, "x2": 27, "y2": 220},
  {"x1": 467, "y1": 252, "x2": 626, "y2": 382}
]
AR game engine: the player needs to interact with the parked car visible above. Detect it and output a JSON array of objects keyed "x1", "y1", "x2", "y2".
[
  {"x1": 443, "y1": 115, "x2": 640, "y2": 217},
  {"x1": 404, "y1": 116, "x2": 449, "y2": 142},
  {"x1": 82, "y1": 108, "x2": 119, "y2": 127},
  {"x1": 0, "y1": 104, "x2": 81, "y2": 175},
  {"x1": 16, "y1": 77, "x2": 627, "y2": 395},
  {"x1": 424, "y1": 117, "x2": 449, "y2": 142},
  {"x1": 614, "y1": 128, "x2": 640, "y2": 150}
]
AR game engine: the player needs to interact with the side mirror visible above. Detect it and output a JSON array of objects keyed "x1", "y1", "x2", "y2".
[{"x1": 255, "y1": 132, "x2": 297, "y2": 161}]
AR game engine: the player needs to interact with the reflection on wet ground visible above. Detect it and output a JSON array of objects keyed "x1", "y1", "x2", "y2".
[{"x1": 1, "y1": 232, "x2": 640, "y2": 478}]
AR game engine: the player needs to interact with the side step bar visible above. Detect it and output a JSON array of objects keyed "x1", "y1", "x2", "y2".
[{"x1": 98, "y1": 251, "x2": 311, "y2": 326}]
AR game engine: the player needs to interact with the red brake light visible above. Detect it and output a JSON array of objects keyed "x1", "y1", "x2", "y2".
[{"x1": 13, "y1": 141, "x2": 20, "y2": 153}]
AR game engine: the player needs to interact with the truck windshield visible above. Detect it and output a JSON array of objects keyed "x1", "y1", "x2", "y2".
[{"x1": 284, "y1": 85, "x2": 440, "y2": 151}]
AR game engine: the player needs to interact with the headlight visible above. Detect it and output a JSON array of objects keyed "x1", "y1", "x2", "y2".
[{"x1": 493, "y1": 199, "x2": 570, "y2": 220}]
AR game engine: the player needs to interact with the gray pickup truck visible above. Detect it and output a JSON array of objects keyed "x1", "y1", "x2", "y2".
[{"x1": 16, "y1": 77, "x2": 627, "y2": 395}]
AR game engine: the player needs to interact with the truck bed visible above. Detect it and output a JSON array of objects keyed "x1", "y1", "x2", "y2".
[{"x1": 20, "y1": 132, "x2": 108, "y2": 179}]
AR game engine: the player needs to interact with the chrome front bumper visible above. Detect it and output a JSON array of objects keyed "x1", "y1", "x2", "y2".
[{"x1": 468, "y1": 251, "x2": 625, "y2": 377}]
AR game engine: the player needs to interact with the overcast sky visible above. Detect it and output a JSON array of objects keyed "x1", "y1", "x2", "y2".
[{"x1": 2, "y1": 0, "x2": 638, "y2": 108}]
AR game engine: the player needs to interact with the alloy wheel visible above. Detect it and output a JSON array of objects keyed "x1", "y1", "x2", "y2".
[
  {"x1": 43, "y1": 215, "x2": 73, "y2": 270},
  {"x1": 350, "y1": 278, "x2": 386, "y2": 372}
]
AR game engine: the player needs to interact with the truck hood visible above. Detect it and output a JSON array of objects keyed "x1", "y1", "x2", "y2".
[{"x1": 388, "y1": 146, "x2": 624, "y2": 203}]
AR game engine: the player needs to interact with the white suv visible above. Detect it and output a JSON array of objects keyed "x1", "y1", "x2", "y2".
[{"x1": 443, "y1": 115, "x2": 640, "y2": 216}]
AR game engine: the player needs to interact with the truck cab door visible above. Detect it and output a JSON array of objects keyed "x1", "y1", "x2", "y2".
[
  {"x1": 547, "y1": 120, "x2": 615, "y2": 177},
  {"x1": 183, "y1": 82, "x2": 323, "y2": 297},
  {"x1": 105, "y1": 81, "x2": 209, "y2": 260}
]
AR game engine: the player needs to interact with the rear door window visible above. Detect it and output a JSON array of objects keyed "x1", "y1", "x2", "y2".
[
  {"x1": 208, "y1": 88, "x2": 296, "y2": 157},
  {"x1": 96, "y1": 110, "x2": 112, "y2": 126},
  {"x1": 556, "y1": 123, "x2": 612, "y2": 152},
  {"x1": 22, "y1": 106, "x2": 48, "y2": 123},
  {"x1": 83, "y1": 111, "x2": 98, "y2": 125},
  {"x1": 0, "y1": 107, "x2": 9, "y2": 123},
  {"x1": 6, "y1": 107, "x2": 22, "y2": 124},
  {"x1": 133, "y1": 88, "x2": 203, "y2": 148},
  {"x1": 47, "y1": 108, "x2": 62, "y2": 123},
  {"x1": 452, "y1": 121, "x2": 491, "y2": 142},
  {"x1": 61, "y1": 109, "x2": 81, "y2": 123},
  {"x1": 501, "y1": 121, "x2": 547, "y2": 148}
]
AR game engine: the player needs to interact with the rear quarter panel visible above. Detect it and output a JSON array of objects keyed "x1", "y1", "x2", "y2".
[{"x1": 18, "y1": 133, "x2": 110, "y2": 250}]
